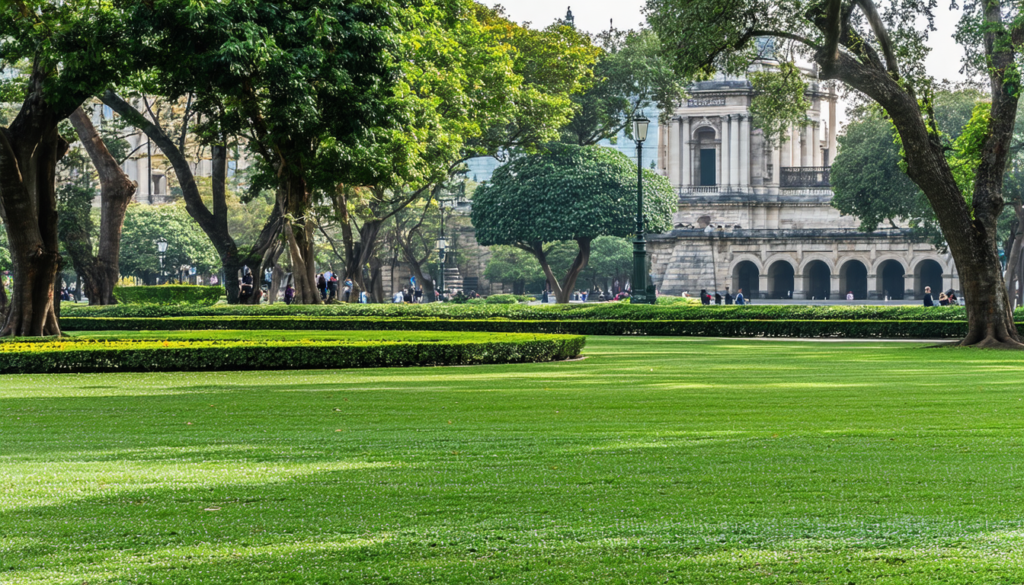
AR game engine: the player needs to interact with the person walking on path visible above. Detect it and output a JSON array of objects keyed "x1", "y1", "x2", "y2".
[
  {"x1": 317, "y1": 273, "x2": 327, "y2": 300},
  {"x1": 734, "y1": 289, "x2": 745, "y2": 305},
  {"x1": 725, "y1": 287, "x2": 733, "y2": 305},
  {"x1": 714, "y1": 291, "x2": 722, "y2": 305},
  {"x1": 923, "y1": 286, "x2": 935, "y2": 307}
]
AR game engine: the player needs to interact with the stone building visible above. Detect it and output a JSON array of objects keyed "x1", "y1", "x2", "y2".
[{"x1": 648, "y1": 72, "x2": 958, "y2": 300}]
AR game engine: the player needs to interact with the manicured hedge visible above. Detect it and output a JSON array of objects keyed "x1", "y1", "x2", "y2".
[
  {"x1": 0, "y1": 332, "x2": 586, "y2": 374},
  {"x1": 113, "y1": 285, "x2": 224, "y2": 306},
  {"x1": 60, "y1": 315, "x2": 979, "y2": 338},
  {"x1": 63, "y1": 301, "x2": 983, "y2": 322}
]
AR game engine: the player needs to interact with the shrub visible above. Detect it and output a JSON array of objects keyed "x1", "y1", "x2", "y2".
[
  {"x1": 484, "y1": 294, "x2": 521, "y2": 304},
  {"x1": 63, "y1": 301, "x2": 978, "y2": 323},
  {"x1": 113, "y1": 285, "x2": 224, "y2": 306},
  {"x1": 60, "y1": 315, "x2": 982, "y2": 339},
  {"x1": 0, "y1": 332, "x2": 586, "y2": 374}
]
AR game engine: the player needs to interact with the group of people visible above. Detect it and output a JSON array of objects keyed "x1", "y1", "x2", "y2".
[
  {"x1": 922, "y1": 286, "x2": 961, "y2": 306},
  {"x1": 392, "y1": 287, "x2": 424, "y2": 303},
  {"x1": 315, "y1": 272, "x2": 353, "y2": 303},
  {"x1": 698, "y1": 287, "x2": 746, "y2": 305},
  {"x1": 567, "y1": 287, "x2": 631, "y2": 303}
]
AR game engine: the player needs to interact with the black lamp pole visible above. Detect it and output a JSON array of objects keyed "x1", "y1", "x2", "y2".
[{"x1": 630, "y1": 112, "x2": 655, "y2": 304}]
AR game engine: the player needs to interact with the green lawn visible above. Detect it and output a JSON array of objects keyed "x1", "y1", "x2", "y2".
[{"x1": 3, "y1": 337, "x2": 1024, "y2": 584}]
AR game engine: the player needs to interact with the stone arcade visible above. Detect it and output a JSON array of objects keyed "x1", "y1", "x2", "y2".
[{"x1": 649, "y1": 74, "x2": 958, "y2": 300}]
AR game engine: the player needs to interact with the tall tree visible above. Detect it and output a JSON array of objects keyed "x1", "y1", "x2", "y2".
[
  {"x1": 101, "y1": 92, "x2": 282, "y2": 304},
  {"x1": 648, "y1": 0, "x2": 1024, "y2": 348},
  {"x1": 59, "y1": 107, "x2": 137, "y2": 305},
  {"x1": 131, "y1": 0, "x2": 404, "y2": 304},
  {"x1": 321, "y1": 3, "x2": 597, "y2": 303},
  {"x1": 0, "y1": 2, "x2": 138, "y2": 335},
  {"x1": 472, "y1": 143, "x2": 675, "y2": 303}
]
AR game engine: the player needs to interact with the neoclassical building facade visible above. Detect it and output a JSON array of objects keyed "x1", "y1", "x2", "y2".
[{"x1": 648, "y1": 75, "x2": 958, "y2": 300}]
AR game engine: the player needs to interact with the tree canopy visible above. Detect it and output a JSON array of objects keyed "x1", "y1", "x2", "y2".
[{"x1": 472, "y1": 143, "x2": 674, "y2": 302}]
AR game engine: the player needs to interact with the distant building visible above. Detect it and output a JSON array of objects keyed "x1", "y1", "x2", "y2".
[{"x1": 648, "y1": 69, "x2": 956, "y2": 300}]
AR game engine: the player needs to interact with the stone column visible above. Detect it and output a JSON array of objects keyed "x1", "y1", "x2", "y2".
[
  {"x1": 770, "y1": 140, "x2": 782, "y2": 191},
  {"x1": 828, "y1": 92, "x2": 838, "y2": 164},
  {"x1": 830, "y1": 274, "x2": 841, "y2": 299},
  {"x1": 758, "y1": 274, "x2": 769, "y2": 299},
  {"x1": 803, "y1": 122, "x2": 815, "y2": 167},
  {"x1": 904, "y1": 273, "x2": 916, "y2": 300},
  {"x1": 792, "y1": 271, "x2": 807, "y2": 300},
  {"x1": 720, "y1": 116, "x2": 730, "y2": 188},
  {"x1": 681, "y1": 117, "x2": 691, "y2": 187},
  {"x1": 739, "y1": 114, "x2": 751, "y2": 191},
  {"x1": 729, "y1": 114, "x2": 740, "y2": 190},
  {"x1": 812, "y1": 121, "x2": 823, "y2": 167},
  {"x1": 791, "y1": 125, "x2": 801, "y2": 168},
  {"x1": 867, "y1": 273, "x2": 879, "y2": 299},
  {"x1": 668, "y1": 118, "x2": 680, "y2": 187}
]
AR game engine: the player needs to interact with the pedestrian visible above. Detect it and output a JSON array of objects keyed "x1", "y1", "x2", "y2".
[
  {"x1": 317, "y1": 273, "x2": 327, "y2": 300},
  {"x1": 699, "y1": 289, "x2": 709, "y2": 305},
  {"x1": 735, "y1": 288, "x2": 745, "y2": 305},
  {"x1": 414, "y1": 287, "x2": 423, "y2": 303},
  {"x1": 343, "y1": 278, "x2": 353, "y2": 302},
  {"x1": 403, "y1": 288, "x2": 412, "y2": 303},
  {"x1": 846, "y1": 290, "x2": 854, "y2": 301},
  {"x1": 239, "y1": 267, "x2": 254, "y2": 302},
  {"x1": 393, "y1": 289, "x2": 404, "y2": 303},
  {"x1": 714, "y1": 291, "x2": 722, "y2": 305},
  {"x1": 725, "y1": 286, "x2": 733, "y2": 305},
  {"x1": 284, "y1": 283, "x2": 295, "y2": 305},
  {"x1": 923, "y1": 286, "x2": 934, "y2": 307},
  {"x1": 542, "y1": 288, "x2": 549, "y2": 303},
  {"x1": 328, "y1": 273, "x2": 339, "y2": 301}
]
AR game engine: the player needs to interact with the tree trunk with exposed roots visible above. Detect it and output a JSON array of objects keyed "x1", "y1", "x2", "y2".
[{"x1": 0, "y1": 75, "x2": 67, "y2": 337}]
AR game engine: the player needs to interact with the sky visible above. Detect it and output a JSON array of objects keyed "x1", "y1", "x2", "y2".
[{"x1": 482, "y1": 1, "x2": 971, "y2": 126}]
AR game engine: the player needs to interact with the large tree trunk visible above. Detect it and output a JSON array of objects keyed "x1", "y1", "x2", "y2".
[
  {"x1": 813, "y1": 19, "x2": 1023, "y2": 348},
  {"x1": 527, "y1": 238, "x2": 591, "y2": 304},
  {"x1": 65, "y1": 107, "x2": 136, "y2": 305},
  {"x1": 101, "y1": 91, "x2": 282, "y2": 304},
  {"x1": 282, "y1": 174, "x2": 320, "y2": 305},
  {"x1": 0, "y1": 74, "x2": 67, "y2": 337},
  {"x1": 0, "y1": 274, "x2": 7, "y2": 318}
]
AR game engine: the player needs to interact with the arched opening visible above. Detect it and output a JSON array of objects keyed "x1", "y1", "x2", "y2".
[
  {"x1": 803, "y1": 260, "x2": 831, "y2": 300},
  {"x1": 915, "y1": 259, "x2": 944, "y2": 298},
  {"x1": 732, "y1": 261, "x2": 759, "y2": 299},
  {"x1": 839, "y1": 260, "x2": 868, "y2": 300},
  {"x1": 878, "y1": 260, "x2": 906, "y2": 300},
  {"x1": 767, "y1": 261, "x2": 794, "y2": 299}
]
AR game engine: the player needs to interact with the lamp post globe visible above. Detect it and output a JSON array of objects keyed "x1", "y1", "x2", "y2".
[
  {"x1": 155, "y1": 237, "x2": 168, "y2": 284},
  {"x1": 630, "y1": 112, "x2": 655, "y2": 304}
]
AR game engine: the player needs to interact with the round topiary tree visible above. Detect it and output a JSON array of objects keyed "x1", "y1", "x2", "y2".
[{"x1": 472, "y1": 143, "x2": 675, "y2": 303}]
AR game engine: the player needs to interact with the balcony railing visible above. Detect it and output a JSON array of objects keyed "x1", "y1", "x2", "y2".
[
  {"x1": 780, "y1": 166, "x2": 830, "y2": 188},
  {"x1": 678, "y1": 185, "x2": 720, "y2": 195}
]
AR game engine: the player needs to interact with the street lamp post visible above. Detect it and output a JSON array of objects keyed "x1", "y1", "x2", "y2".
[
  {"x1": 436, "y1": 234, "x2": 447, "y2": 301},
  {"x1": 630, "y1": 112, "x2": 655, "y2": 304},
  {"x1": 156, "y1": 237, "x2": 168, "y2": 285}
]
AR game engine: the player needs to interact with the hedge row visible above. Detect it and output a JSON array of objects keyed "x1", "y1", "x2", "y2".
[
  {"x1": 113, "y1": 285, "x2": 224, "y2": 306},
  {"x1": 60, "y1": 316, "x2": 978, "y2": 338},
  {"x1": 62, "y1": 302, "x2": 981, "y2": 322},
  {"x1": 0, "y1": 333, "x2": 586, "y2": 374}
]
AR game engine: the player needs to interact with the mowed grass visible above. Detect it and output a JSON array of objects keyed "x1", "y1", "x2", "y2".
[{"x1": 3, "y1": 337, "x2": 1024, "y2": 584}]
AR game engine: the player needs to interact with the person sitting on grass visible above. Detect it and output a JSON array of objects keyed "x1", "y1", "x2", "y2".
[{"x1": 938, "y1": 292, "x2": 949, "y2": 306}]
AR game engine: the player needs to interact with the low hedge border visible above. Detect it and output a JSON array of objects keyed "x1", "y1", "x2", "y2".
[
  {"x1": 60, "y1": 316, "x2": 980, "y2": 338},
  {"x1": 0, "y1": 333, "x2": 586, "y2": 374},
  {"x1": 113, "y1": 285, "x2": 224, "y2": 306},
  {"x1": 62, "y1": 302, "x2": 981, "y2": 322}
]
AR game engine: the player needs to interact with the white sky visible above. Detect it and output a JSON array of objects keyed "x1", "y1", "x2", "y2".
[{"x1": 483, "y1": 1, "x2": 970, "y2": 127}]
